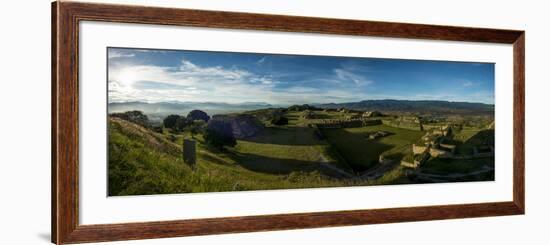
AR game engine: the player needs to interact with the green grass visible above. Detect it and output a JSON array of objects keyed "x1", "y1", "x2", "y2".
[
  {"x1": 108, "y1": 117, "x2": 365, "y2": 196},
  {"x1": 285, "y1": 110, "x2": 354, "y2": 126},
  {"x1": 321, "y1": 125, "x2": 425, "y2": 171},
  {"x1": 108, "y1": 109, "x2": 494, "y2": 196},
  {"x1": 233, "y1": 126, "x2": 353, "y2": 174},
  {"x1": 420, "y1": 157, "x2": 494, "y2": 175},
  {"x1": 450, "y1": 129, "x2": 486, "y2": 155},
  {"x1": 369, "y1": 166, "x2": 412, "y2": 185}
]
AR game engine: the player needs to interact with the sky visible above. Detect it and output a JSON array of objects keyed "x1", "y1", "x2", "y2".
[{"x1": 107, "y1": 47, "x2": 495, "y2": 105}]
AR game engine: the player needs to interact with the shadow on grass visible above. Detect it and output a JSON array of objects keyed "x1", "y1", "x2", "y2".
[
  {"x1": 382, "y1": 152, "x2": 405, "y2": 161},
  {"x1": 226, "y1": 151, "x2": 346, "y2": 178},
  {"x1": 464, "y1": 129, "x2": 495, "y2": 145},
  {"x1": 322, "y1": 128, "x2": 395, "y2": 172},
  {"x1": 240, "y1": 126, "x2": 325, "y2": 146}
]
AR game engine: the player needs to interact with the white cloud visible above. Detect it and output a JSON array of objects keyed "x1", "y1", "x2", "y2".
[
  {"x1": 108, "y1": 50, "x2": 135, "y2": 59},
  {"x1": 333, "y1": 68, "x2": 373, "y2": 86},
  {"x1": 108, "y1": 57, "x2": 376, "y2": 105},
  {"x1": 256, "y1": 56, "x2": 268, "y2": 65},
  {"x1": 109, "y1": 58, "x2": 286, "y2": 104}
]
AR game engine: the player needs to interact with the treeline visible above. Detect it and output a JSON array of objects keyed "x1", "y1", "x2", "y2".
[{"x1": 110, "y1": 109, "x2": 238, "y2": 150}]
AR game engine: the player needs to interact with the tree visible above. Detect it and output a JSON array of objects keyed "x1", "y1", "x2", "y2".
[
  {"x1": 188, "y1": 120, "x2": 206, "y2": 138},
  {"x1": 187, "y1": 110, "x2": 210, "y2": 122},
  {"x1": 163, "y1": 115, "x2": 181, "y2": 129},
  {"x1": 174, "y1": 116, "x2": 190, "y2": 132},
  {"x1": 110, "y1": 110, "x2": 150, "y2": 128},
  {"x1": 204, "y1": 119, "x2": 236, "y2": 149},
  {"x1": 163, "y1": 115, "x2": 189, "y2": 133}
]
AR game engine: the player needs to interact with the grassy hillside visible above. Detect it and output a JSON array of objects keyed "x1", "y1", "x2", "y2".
[
  {"x1": 108, "y1": 117, "x2": 366, "y2": 196},
  {"x1": 108, "y1": 104, "x2": 494, "y2": 196}
]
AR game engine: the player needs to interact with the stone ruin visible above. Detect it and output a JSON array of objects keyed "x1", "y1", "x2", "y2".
[
  {"x1": 314, "y1": 119, "x2": 382, "y2": 129},
  {"x1": 402, "y1": 125, "x2": 456, "y2": 168},
  {"x1": 183, "y1": 139, "x2": 197, "y2": 169},
  {"x1": 209, "y1": 114, "x2": 264, "y2": 139},
  {"x1": 402, "y1": 125, "x2": 495, "y2": 169},
  {"x1": 362, "y1": 111, "x2": 383, "y2": 118},
  {"x1": 368, "y1": 131, "x2": 390, "y2": 139},
  {"x1": 345, "y1": 114, "x2": 362, "y2": 120},
  {"x1": 382, "y1": 116, "x2": 423, "y2": 131},
  {"x1": 301, "y1": 110, "x2": 317, "y2": 119}
]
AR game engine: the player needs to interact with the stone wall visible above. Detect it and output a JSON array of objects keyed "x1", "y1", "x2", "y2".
[
  {"x1": 210, "y1": 114, "x2": 264, "y2": 139},
  {"x1": 315, "y1": 119, "x2": 382, "y2": 129},
  {"x1": 382, "y1": 117, "x2": 423, "y2": 131},
  {"x1": 401, "y1": 160, "x2": 419, "y2": 168},
  {"x1": 379, "y1": 155, "x2": 397, "y2": 165},
  {"x1": 439, "y1": 143, "x2": 456, "y2": 153},
  {"x1": 429, "y1": 147, "x2": 454, "y2": 158},
  {"x1": 414, "y1": 152, "x2": 431, "y2": 166},
  {"x1": 183, "y1": 139, "x2": 197, "y2": 168},
  {"x1": 412, "y1": 144, "x2": 428, "y2": 154}
]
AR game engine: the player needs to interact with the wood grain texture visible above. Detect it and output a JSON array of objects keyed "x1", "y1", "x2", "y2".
[
  {"x1": 60, "y1": 1, "x2": 523, "y2": 43},
  {"x1": 64, "y1": 202, "x2": 521, "y2": 244},
  {"x1": 51, "y1": 2, "x2": 58, "y2": 243},
  {"x1": 51, "y1": 1, "x2": 525, "y2": 244},
  {"x1": 53, "y1": 1, "x2": 80, "y2": 244},
  {"x1": 513, "y1": 33, "x2": 525, "y2": 213}
]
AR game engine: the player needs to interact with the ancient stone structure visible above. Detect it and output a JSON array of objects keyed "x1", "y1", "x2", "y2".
[
  {"x1": 400, "y1": 160, "x2": 418, "y2": 168},
  {"x1": 432, "y1": 125, "x2": 452, "y2": 137},
  {"x1": 412, "y1": 144, "x2": 429, "y2": 154},
  {"x1": 429, "y1": 147, "x2": 453, "y2": 158},
  {"x1": 301, "y1": 110, "x2": 317, "y2": 119},
  {"x1": 183, "y1": 139, "x2": 197, "y2": 168},
  {"x1": 315, "y1": 119, "x2": 382, "y2": 129},
  {"x1": 379, "y1": 155, "x2": 397, "y2": 164},
  {"x1": 345, "y1": 114, "x2": 362, "y2": 120},
  {"x1": 403, "y1": 124, "x2": 495, "y2": 169},
  {"x1": 382, "y1": 116, "x2": 423, "y2": 131},
  {"x1": 368, "y1": 131, "x2": 390, "y2": 139},
  {"x1": 363, "y1": 111, "x2": 383, "y2": 118},
  {"x1": 401, "y1": 151, "x2": 431, "y2": 169},
  {"x1": 415, "y1": 152, "x2": 430, "y2": 166},
  {"x1": 210, "y1": 114, "x2": 263, "y2": 139},
  {"x1": 439, "y1": 143, "x2": 456, "y2": 153}
]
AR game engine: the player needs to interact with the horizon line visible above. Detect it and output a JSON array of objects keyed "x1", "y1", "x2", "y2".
[{"x1": 108, "y1": 98, "x2": 495, "y2": 106}]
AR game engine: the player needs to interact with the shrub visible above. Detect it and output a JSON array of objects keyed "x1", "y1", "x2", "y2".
[
  {"x1": 187, "y1": 110, "x2": 210, "y2": 122},
  {"x1": 110, "y1": 110, "x2": 150, "y2": 128},
  {"x1": 270, "y1": 115, "x2": 289, "y2": 125},
  {"x1": 163, "y1": 115, "x2": 181, "y2": 129},
  {"x1": 188, "y1": 120, "x2": 206, "y2": 138},
  {"x1": 163, "y1": 114, "x2": 190, "y2": 133},
  {"x1": 204, "y1": 119, "x2": 236, "y2": 149}
]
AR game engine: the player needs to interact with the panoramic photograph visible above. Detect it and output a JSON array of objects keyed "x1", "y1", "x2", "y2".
[{"x1": 107, "y1": 47, "x2": 495, "y2": 196}]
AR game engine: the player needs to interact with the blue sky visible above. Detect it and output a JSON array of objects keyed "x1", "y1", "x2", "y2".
[{"x1": 108, "y1": 47, "x2": 495, "y2": 105}]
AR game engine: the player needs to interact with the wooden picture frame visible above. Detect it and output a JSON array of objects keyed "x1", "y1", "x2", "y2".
[{"x1": 52, "y1": 1, "x2": 525, "y2": 244}]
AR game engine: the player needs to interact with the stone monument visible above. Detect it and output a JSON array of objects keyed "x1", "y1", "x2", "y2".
[{"x1": 183, "y1": 139, "x2": 197, "y2": 169}]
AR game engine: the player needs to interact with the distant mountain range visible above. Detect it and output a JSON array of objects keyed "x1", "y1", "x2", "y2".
[
  {"x1": 108, "y1": 101, "x2": 275, "y2": 121},
  {"x1": 317, "y1": 99, "x2": 494, "y2": 116},
  {"x1": 109, "y1": 99, "x2": 494, "y2": 120}
]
